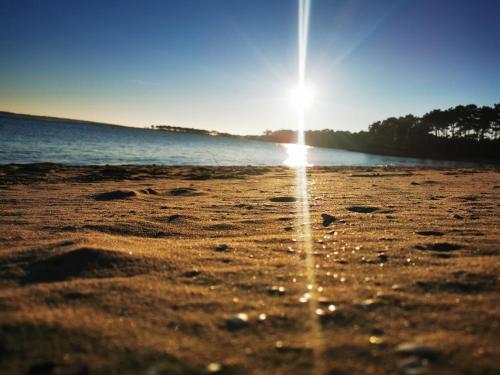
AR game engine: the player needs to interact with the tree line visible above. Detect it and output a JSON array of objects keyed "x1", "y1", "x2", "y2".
[
  {"x1": 257, "y1": 104, "x2": 500, "y2": 161},
  {"x1": 369, "y1": 104, "x2": 500, "y2": 142},
  {"x1": 151, "y1": 124, "x2": 234, "y2": 138}
]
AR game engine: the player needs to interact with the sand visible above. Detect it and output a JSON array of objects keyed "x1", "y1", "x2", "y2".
[{"x1": 0, "y1": 164, "x2": 499, "y2": 374}]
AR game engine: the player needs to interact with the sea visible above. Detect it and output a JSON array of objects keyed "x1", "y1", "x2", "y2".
[{"x1": 0, "y1": 115, "x2": 484, "y2": 167}]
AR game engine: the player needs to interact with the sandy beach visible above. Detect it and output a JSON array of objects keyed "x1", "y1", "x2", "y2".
[{"x1": 0, "y1": 164, "x2": 499, "y2": 375}]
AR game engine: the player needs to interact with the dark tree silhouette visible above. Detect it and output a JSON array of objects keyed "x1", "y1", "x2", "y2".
[{"x1": 258, "y1": 103, "x2": 500, "y2": 161}]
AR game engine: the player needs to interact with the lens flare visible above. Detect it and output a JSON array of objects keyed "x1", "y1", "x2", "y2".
[
  {"x1": 292, "y1": 0, "x2": 325, "y2": 373},
  {"x1": 289, "y1": 83, "x2": 316, "y2": 110}
]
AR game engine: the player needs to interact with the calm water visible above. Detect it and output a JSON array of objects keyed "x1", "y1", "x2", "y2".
[{"x1": 0, "y1": 116, "x2": 483, "y2": 167}]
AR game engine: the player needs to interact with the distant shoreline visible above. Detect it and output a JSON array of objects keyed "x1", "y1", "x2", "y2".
[
  {"x1": 0, "y1": 110, "x2": 142, "y2": 130},
  {"x1": 0, "y1": 110, "x2": 252, "y2": 139},
  {"x1": 2, "y1": 110, "x2": 499, "y2": 165}
]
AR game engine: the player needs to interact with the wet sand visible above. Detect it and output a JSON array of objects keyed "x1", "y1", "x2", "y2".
[{"x1": 0, "y1": 164, "x2": 499, "y2": 374}]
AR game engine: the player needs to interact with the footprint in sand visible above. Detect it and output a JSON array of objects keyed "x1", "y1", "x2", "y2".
[
  {"x1": 270, "y1": 196, "x2": 296, "y2": 203},
  {"x1": 83, "y1": 223, "x2": 176, "y2": 238},
  {"x1": 462, "y1": 195, "x2": 480, "y2": 202},
  {"x1": 234, "y1": 203, "x2": 254, "y2": 209},
  {"x1": 206, "y1": 223, "x2": 239, "y2": 231},
  {"x1": 94, "y1": 190, "x2": 137, "y2": 201},
  {"x1": 415, "y1": 243, "x2": 463, "y2": 252},
  {"x1": 416, "y1": 271, "x2": 498, "y2": 294},
  {"x1": 164, "y1": 214, "x2": 193, "y2": 223},
  {"x1": 22, "y1": 247, "x2": 167, "y2": 284},
  {"x1": 169, "y1": 187, "x2": 203, "y2": 196},
  {"x1": 140, "y1": 188, "x2": 159, "y2": 195},
  {"x1": 416, "y1": 231, "x2": 444, "y2": 236},
  {"x1": 347, "y1": 206, "x2": 379, "y2": 213},
  {"x1": 276, "y1": 217, "x2": 292, "y2": 222}
]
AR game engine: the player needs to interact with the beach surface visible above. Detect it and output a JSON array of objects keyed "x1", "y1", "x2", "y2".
[{"x1": 0, "y1": 164, "x2": 499, "y2": 374}]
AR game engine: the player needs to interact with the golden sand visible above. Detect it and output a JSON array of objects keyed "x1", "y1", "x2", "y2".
[{"x1": 0, "y1": 164, "x2": 499, "y2": 374}]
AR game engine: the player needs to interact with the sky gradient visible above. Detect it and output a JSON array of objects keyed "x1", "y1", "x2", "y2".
[{"x1": 1, "y1": 0, "x2": 499, "y2": 134}]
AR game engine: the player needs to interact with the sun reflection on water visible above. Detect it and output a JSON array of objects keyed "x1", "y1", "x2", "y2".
[{"x1": 283, "y1": 143, "x2": 312, "y2": 167}]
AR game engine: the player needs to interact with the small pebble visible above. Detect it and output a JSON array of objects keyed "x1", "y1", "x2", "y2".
[
  {"x1": 182, "y1": 270, "x2": 201, "y2": 278},
  {"x1": 369, "y1": 336, "x2": 384, "y2": 345},
  {"x1": 396, "y1": 342, "x2": 440, "y2": 360},
  {"x1": 268, "y1": 286, "x2": 286, "y2": 296},
  {"x1": 206, "y1": 362, "x2": 222, "y2": 373},
  {"x1": 356, "y1": 298, "x2": 380, "y2": 309},
  {"x1": 299, "y1": 293, "x2": 311, "y2": 303},
  {"x1": 215, "y1": 244, "x2": 231, "y2": 252},
  {"x1": 316, "y1": 308, "x2": 337, "y2": 325},
  {"x1": 225, "y1": 313, "x2": 249, "y2": 331},
  {"x1": 377, "y1": 253, "x2": 388, "y2": 263},
  {"x1": 321, "y1": 213, "x2": 336, "y2": 227},
  {"x1": 398, "y1": 357, "x2": 427, "y2": 375}
]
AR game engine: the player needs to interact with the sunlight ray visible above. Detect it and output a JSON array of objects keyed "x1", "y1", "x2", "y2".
[{"x1": 294, "y1": 0, "x2": 325, "y2": 372}]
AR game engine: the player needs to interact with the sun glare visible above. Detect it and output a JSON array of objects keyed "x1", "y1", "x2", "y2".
[
  {"x1": 288, "y1": 83, "x2": 316, "y2": 110},
  {"x1": 283, "y1": 143, "x2": 311, "y2": 167}
]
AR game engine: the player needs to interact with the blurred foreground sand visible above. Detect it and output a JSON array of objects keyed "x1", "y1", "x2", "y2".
[{"x1": 0, "y1": 164, "x2": 499, "y2": 374}]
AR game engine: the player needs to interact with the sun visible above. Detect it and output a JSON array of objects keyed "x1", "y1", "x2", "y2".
[{"x1": 288, "y1": 83, "x2": 316, "y2": 110}]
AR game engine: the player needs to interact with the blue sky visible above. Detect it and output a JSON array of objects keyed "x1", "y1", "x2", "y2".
[{"x1": 1, "y1": 0, "x2": 499, "y2": 134}]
